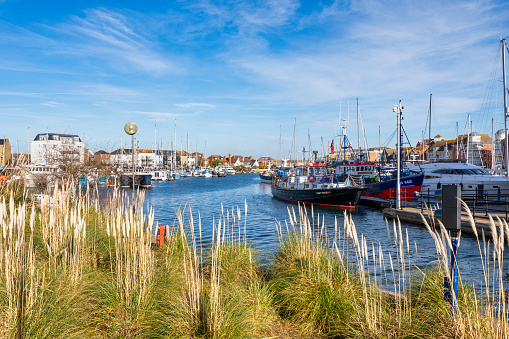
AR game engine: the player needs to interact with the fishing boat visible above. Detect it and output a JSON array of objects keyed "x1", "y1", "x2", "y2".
[
  {"x1": 271, "y1": 165, "x2": 365, "y2": 209},
  {"x1": 335, "y1": 161, "x2": 424, "y2": 200},
  {"x1": 260, "y1": 166, "x2": 293, "y2": 184}
]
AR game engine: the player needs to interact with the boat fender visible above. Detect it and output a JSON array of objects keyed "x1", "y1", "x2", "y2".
[{"x1": 308, "y1": 174, "x2": 316, "y2": 182}]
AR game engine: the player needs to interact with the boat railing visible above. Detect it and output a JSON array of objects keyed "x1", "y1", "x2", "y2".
[{"x1": 347, "y1": 175, "x2": 365, "y2": 188}]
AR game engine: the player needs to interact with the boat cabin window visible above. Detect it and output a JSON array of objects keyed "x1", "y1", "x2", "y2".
[
  {"x1": 456, "y1": 168, "x2": 489, "y2": 175},
  {"x1": 296, "y1": 168, "x2": 308, "y2": 176},
  {"x1": 311, "y1": 167, "x2": 326, "y2": 175},
  {"x1": 432, "y1": 169, "x2": 457, "y2": 175}
]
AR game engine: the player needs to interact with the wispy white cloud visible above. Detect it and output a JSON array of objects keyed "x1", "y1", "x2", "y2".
[
  {"x1": 221, "y1": 0, "x2": 509, "y2": 131},
  {"x1": 41, "y1": 101, "x2": 64, "y2": 107},
  {"x1": 51, "y1": 8, "x2": 174, "y2": 74},
  {"x1": 133, "y1": 111, "x2": 180, "y2": 121},
  {"x1": 174, "y1": 103, "x2": 216, "y2": 108}
]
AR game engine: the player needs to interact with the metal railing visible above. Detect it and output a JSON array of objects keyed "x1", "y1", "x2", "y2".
[{"x1": 386, "y1": 186, "x2": 509, "y2": 221}]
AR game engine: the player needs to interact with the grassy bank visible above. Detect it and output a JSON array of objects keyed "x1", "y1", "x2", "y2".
[{"x1": 0, "y1": 182, "x2": 507, "y2": 338}]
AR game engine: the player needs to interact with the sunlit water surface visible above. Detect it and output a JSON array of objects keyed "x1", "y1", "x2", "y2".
[{"x1": 143, "y1": 173, "x2": 507, "y2": 290}]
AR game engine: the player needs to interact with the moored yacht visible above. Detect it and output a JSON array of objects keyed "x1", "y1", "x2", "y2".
[
  {"x1": 221, "y1": 166, "x2": 236, "y2": 175},
  {"x1": 406, "y1": 161, "x2": 509, "y2": 197}
]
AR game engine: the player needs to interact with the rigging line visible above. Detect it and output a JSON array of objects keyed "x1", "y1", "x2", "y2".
[
  {"x1": 423, "y1": 111, "x2": 429, "y2": 147},
  {"x1": 476, "y1": 41, "x2": 503, "y2": 135},
  {"x1": 382, "y1": 129, "x2": 397, "y2": 148},
  {"x1": 401, "y1": 126, "x2": 421, "y2": 170}
]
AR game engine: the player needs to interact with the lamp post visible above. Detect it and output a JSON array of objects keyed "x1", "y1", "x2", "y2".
[{"x1": 124, "y1": 122, "x2": 138, "y2": 190}]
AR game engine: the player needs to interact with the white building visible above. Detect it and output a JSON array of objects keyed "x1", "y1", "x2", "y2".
[
  {"x1": 31, "y1": 133, "x2": 85, "y2": 165},
  {"x1": 109, "y1": 149, "x2": 163, "y2": 169}
]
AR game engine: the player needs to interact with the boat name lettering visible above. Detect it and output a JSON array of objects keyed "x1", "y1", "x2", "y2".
[{"x1": 317, "y1": 191, "x2": 331, "y2": 195}]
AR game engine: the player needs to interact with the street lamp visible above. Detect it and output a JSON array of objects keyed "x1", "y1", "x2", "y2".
[{"x1": 124, "y1": 122, "x2": 138, "y2": 189}]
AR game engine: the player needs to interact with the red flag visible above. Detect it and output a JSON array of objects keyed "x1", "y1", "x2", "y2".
[{"x1": 331, "y1": 140, "x2": 334, "y2": 154}]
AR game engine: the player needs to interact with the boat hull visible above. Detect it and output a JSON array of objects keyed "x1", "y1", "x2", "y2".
[
  {"x1": 120, "y1": 173, "x2": 152, "y2": 188},
  {"x1": 363, "y1": 173, "x2": 424, "y2": 201},
  {"x1": 259, "y1": 173, "x2": 272, "y2": 184},
  {"x1": 271, "y1": 185, "x2": 364, "y2": 209}
]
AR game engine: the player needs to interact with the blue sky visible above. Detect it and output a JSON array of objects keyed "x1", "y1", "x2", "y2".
[{"x1": 1, "y1": 0, "x2": 509, "y2": 159}]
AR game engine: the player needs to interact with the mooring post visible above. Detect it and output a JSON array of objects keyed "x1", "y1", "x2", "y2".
[
  {"x1": 158, "y1": 224, "x2": 165, "y2": 247},
  {"x1": 485, "y1": 191, "x2": 488, "y2": 216},
  {"x1": 435, "y1": 184, "x2": 460, "y2": 314}
]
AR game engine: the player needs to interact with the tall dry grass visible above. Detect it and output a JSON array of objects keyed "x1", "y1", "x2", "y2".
[
  {"x1": 0, "y1": 176, "x2": 507, "y2": 338},
  {"x1": 160, "y1": 201, "x2": 279, "y2": 338},
  {"x1": 271, "y1": 202, "x2": 509, "y2": 338}
]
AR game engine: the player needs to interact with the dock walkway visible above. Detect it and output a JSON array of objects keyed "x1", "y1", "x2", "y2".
[{"x1": 382, "y1": 207, "x2": 506, "y2": 238}]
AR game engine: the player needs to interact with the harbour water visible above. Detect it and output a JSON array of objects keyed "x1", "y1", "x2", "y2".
[{"x1": 144, "y1": 173, "x2": 507, "y2": 289}]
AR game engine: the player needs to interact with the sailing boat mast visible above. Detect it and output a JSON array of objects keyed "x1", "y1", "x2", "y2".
[
  {"x1": 467, "y1": 114, "x2": 471, "y2": 164},
  {"x1": 502, "y1": 38, "x2": 508, "y2": 176},
  {"x1": 279, "y1": 125, "x2": 282, "y2": 166},
  {"x1": 428, "y1": 94, "x2": 432, "y2": 160},
  {"x1": 154, "y1": 124, "x2": 157, "y2": 168},
  {"x1": 492, "y1": 118, "x2": 495, "y2": 170},
  {"x1": 356, "y1": 98, "x2": 360, "y2": 159},
  {"x1": 293, "y1": 118, "x2": 297, "y2": 167},
  {"x1": 174, "y1": 119, "x2": 177, "y2": 171}
]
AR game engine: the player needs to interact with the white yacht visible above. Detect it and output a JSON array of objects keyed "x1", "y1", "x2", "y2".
[
  {"x1": 200, "y1": 169, "x2": 212, "y2": 178},
  {"x1": 151, "y1": 170, "x2": 167, "y2": 181},
  {"x1": 222, "y1": 166, "x2": 236, "y2": 175},
  {"x1": 406, "y1": 161, "x2": 509, "y2": 197}
]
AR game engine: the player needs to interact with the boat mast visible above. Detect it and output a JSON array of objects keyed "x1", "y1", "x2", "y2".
[
  {"x1": 467, "y1": 114, "x2": 471, "y2": 164},
  {"x1": 293, "y1": 118, "x2": 296, "y2": 167},
  {"x1": 456, "y1": 122, "x2": 459, "y2": 160},
  {"x1": 502, "y1": 38, "x2": 508, "y2": 176},
  {"x1": 492, "y1": 118, "x2": 495, "y2": 170},
  {"x1": 174, "y1": 119, "x2": 177, "y2": 171},
  {"x1": 279, "y1": 125, "x2": 282, "y2": 166},
  {"x1": 154, "y1": 124, "x2": 157, "y2": 169},
  {"x1": 357, "y1": 98, "x2": 360, "y2": 160},
  {"x1": 428, "y1": 94, "x2": 432, "y2": 161},
  {"x1": 394, "y1": 101, "x2": 402, "y2": 210}
]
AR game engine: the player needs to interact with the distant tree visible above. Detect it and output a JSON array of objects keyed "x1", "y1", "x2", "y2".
[
  {"x1": 235, "y1": 165, "x2": 246, "y2": 172},
  {"x1": 211, "y1": 160, "x2": 222, "y2": 167},
  {"x1": 198, "y1": 160, "x2": 205, "y2": 167}
]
